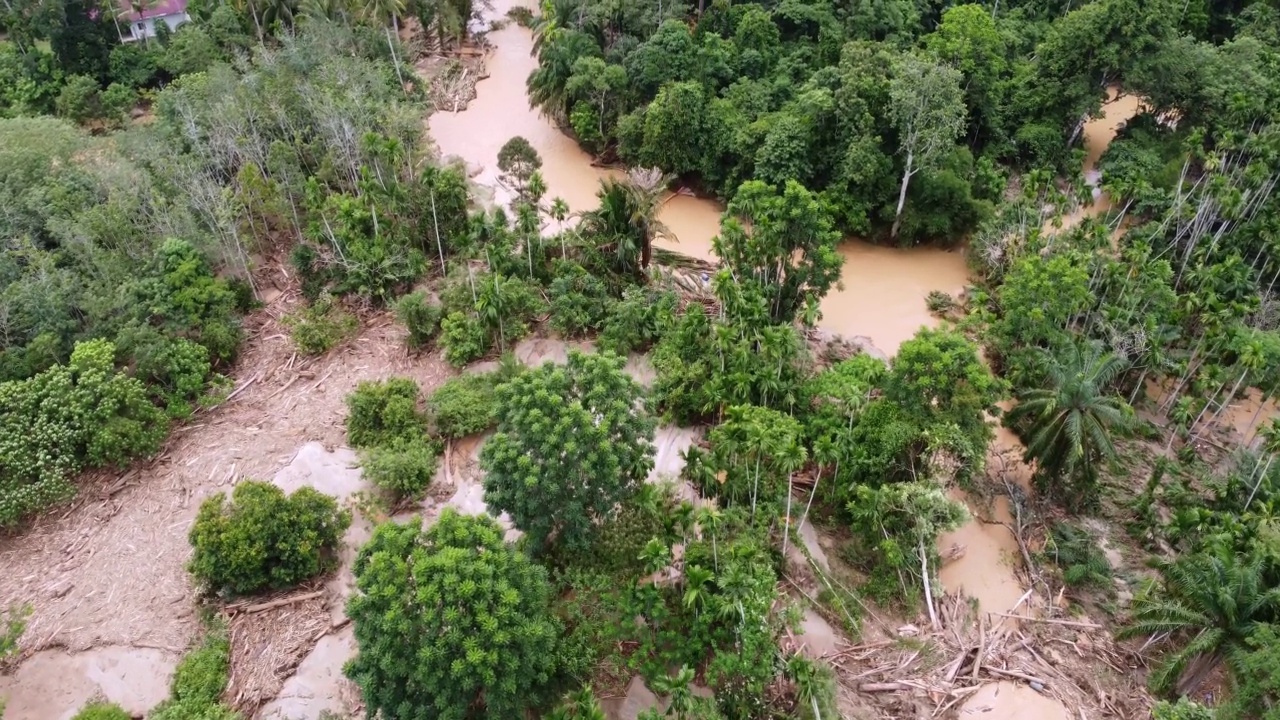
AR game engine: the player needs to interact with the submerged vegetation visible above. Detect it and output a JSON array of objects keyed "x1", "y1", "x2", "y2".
[{"x1": 1, "y1": 0, "x2": 1279, "y2": 715}]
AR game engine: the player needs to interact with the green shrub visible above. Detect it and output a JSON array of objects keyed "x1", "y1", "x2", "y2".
[
  {"x1": 548, "y1": 263, "x2": 612, "y2": 337},
  {"x1": 284, "y1": 294, "x2": 358, "y2": 355},
  {"x1": 440, "y1": 311, "x2": 490, "y2": 367},
  {"x1": 0, "y1": 340, "x2": 168, "y2": 526},
  {"x1": 598, "y1": 287, "x2": 678, "y2": 355},
  {"x1": 115, "y1": 323, "x2": 214, "y2": 419},
  {"x1": 188, "y1": 480, "x2": 351, "y2": 596},
  {"x1": 149, "y1": 625, "x2": 241, "y2": 720},
  {"x1": 428, "y1": 373, "x2": 502, "y2": 439},
  {"x1": 1, "y1": 604, "x2": 29, "y2": 660},
  {"x1": 394, "y1": 291, "x2": 443, "y2": 350},
  {"x1": 925, "y1": 290, "x2": 955, "y2": 314},
  {"x1": 359, "y1": 440, "x2": 441, "y2": 499},
  {"x1": 128, "y1": 239, "x2": 243, "y2": 365},
  {"x1": 345, "y1": 378, "x2": 427, "y2": 448},
  {"x1": 72, "y1": 702, "x2": 131, "y2": 720}
]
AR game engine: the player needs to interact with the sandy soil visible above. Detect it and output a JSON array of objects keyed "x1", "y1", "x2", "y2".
[{"x1": 0, "y1": 297, "x2": 449, "y2": 718}]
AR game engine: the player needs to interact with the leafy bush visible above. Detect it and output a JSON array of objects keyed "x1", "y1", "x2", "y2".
[
  {"x1": 188, "y1": 480, "x2": 351, "y2": 595},
  {"x1": 427, "y1": 373, "x2": 503, "y2": 439},
  {"x1": 346, "y1": 511, "x2": 558, "y2": 720},
  {"x1": 394, "y1": 291, "x2": 442, "y2": 350},
  {"x1": 359, "y1": 440, "x2": 441, "y2": 500},
  {"x1": 598, "y1": 287, "x2": 678, "y2": 355},
  {"x1": 149, "y1": 625, "x2": 241, "y2": 720},
  {"x1": 284, "y1": 294, "x2": 358, "y2": 355},
  {"x1": 548, "y1": 263, "x2": 612, "y2": 337},
  {"x1": 115, "y1": 323, "x2": 214, "y2": 419},
  {"x1": 345, "y1": 378, "x2": 427, "y2": 448},
  {"x1": 1, "y1": 604, "x2": 29, "y2": 660},
  {"x1": 0, "y1": 340, "x2": 168, "y2": 526},
  {"x1": 128, "y1": 239, "x2": 243, "y2": 365},
  {"x1": 440, "y1": 311, "x2": 491, "y2": 367},
  {"x1": 71, "y1": 702, "x2": 132, "y2": 720}
]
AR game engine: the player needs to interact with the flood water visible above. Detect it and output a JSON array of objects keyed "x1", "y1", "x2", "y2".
[
  {"x1": 427, "y1": 0, "x2": 967, "y2": 356},
  {"x1": 428, "y1": 0, "x2": 1143, "y2": 614}
]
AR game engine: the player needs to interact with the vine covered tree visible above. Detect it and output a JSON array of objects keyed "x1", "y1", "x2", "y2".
[
  {"x1": 345, "y1": 511, "x2": 558, "y2": 720},
  {"x1": 481, "y1": 350, "x2": 656, "y2": 552},
  {"x1": 887, "y1": 54, "x2": 966, "y2": 239}
]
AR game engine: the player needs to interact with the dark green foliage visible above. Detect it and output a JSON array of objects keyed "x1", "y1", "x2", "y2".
[
  {"x1": 130, "y1": 239, "x2": 244, "y2": 366},
  {"x1": 1118, "y1": 548, "x2": 1279, "y2": 696},
  {"x1": 548, "y1": 262, "x2": 612, "y2": 337},
  {"x1": 482, "y1": 351, "x2": 656, "y2": 552},
  {"x1": 697, "y1": 404, "x2": 807, "y2": 514},
  {"x1": 344, "y1": 378, "x2": 427, "y2": 449},
  {"x1": 359, "y1": 440, "x2": 441, "y2": 500},
  {"x1": 71, "y1": 702, "x2": 131, "y2": 720},
  {"x1": 597, "y1": 286, "x2": 677, "y2": 355},
  {"x1": 188, "y1": 480, "x2": 351, "y2": 596},
  {"x1": 394, "y1": 291, "x2": 443, "y2": 350},
  {"x1": 440, "y1": 311, "x2": 492, "y2": 367},
  {"x1": 427, "y1": 372, "x2": 504, "y2": 440},
  {"x1": 284, "y1": 295, "x2": 358, "y2": 356},
  {"x1": 0, "y1": 340, "x2": 168, "y2": 526},
  {"x1": 713, "y1": 180, "x2": 843, "y2": 324},
  {"x1": 1045, "y1": 522, "x2": 1113, "y2": 588},
  {"x1": 115, "y1": 323, "x2": 214, "y2": 420},
  {"x1": 651, "y1": 278, "x2": 808, "y2": 423},
  {"x1": 345, "y1": 511, "x2": 559, "y2": 720}
]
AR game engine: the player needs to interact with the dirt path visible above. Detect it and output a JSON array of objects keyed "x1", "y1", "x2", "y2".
[{"x1": 0, "y1": 297, "x2": 448, "y2": 703}]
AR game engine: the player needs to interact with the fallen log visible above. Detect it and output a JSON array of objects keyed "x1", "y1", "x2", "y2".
[{"x1": 229, "y1": 590, "x2": 325, "y2": 614}]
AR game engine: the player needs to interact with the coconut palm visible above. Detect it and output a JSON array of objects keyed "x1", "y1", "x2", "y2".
[
  {"x1": 576, "y1": 169, "x2": 672, "y2": 275},
  {"x1": 1006, "y1": 339, "x2": 1133, "y2": 507},
  {"x1": 1118, "y1": 548, "x2": 1280, "y2": 696}
]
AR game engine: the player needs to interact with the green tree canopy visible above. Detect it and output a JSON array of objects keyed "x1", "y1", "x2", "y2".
[
  {"x1": 345, "y1": 511, "x2": 558, "y2": 720},
  {"x1": 712, "y1": 179, "x2": 843, "y2": 324},
  {"x1": 481, "y1": 351, "x2": 656, "y2": 552}
]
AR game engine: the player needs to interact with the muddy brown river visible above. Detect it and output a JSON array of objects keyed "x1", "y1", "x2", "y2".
[{"x1": 428, "y1": 0, "x2": 1151, "y2": 615}]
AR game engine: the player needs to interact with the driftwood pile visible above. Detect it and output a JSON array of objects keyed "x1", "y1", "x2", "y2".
[
  {"x1": 223, "y1": 586, "x2": 346, "y2": 716},
  {"x1": 813, "y1": 593, "x2": 1151, "y2": 720}
]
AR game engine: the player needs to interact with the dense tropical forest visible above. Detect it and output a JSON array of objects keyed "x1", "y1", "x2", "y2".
[{"x1": 2, "y1": 0, "x2": 1280, "y2": 716}]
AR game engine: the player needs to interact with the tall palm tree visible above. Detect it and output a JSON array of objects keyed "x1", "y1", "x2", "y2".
[
  {"x1": 1118, "y1": 548, "x2": 1279, "y2": 696},
  {"x1": 576, "y1": 169, "x2": 671, "y2": 275},
  {"x1": 1006, "y1": 340, "x2": 1133, "y2": 507}
]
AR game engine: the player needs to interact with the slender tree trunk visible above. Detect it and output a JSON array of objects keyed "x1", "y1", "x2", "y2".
[
  {"x1": 781, "y1": 473, "x2": 794, "y2": 559},
  {"x1": 920, "y1": 538, "x2": 939, "y2": 631},
  {"x1": 1244, "y1": 391, "x2": 1272, "y2": 443},
  {"x1": 891, "y1": 155, "x2": 914, "y2": 240},
  {"x1": 1209, "y1": 369, "x2": 1249, "y2": 427},
  {"x1": 386, "y1": 20, "x2": 406, "y2": 93},
  {"x1": 430, "y1": 189, "x2": 446, "y2": 269},
  {"x1": 1244, "y1": 455, "x2": 1274, "y2": 511}
]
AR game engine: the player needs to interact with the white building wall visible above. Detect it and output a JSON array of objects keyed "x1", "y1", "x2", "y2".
[{"x1": 127, "y1": 12, "x2": 188, "y2": 41}]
